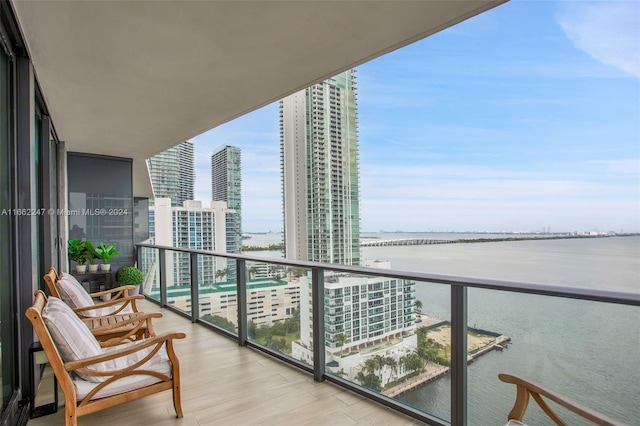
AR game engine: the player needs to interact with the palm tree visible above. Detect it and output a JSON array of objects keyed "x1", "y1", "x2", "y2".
[
  {"x1": 385, "y1": 357, "x2": 398, "y2": 382},
  {"x1": 248, "y1": 265, "x2": 258, "y2": 279},
  {"x1": 373, "y1": 355, "x2": 386, "y2": 373},
  {"x1": 414, "y1": 299, "x2": 423, "y2": 317},
  {"x1": 335, "y1": 333, "x2": 350, "y2": 355},
  {"x1": 215, "y1": 268, "x2": 228, "y2": 282}
]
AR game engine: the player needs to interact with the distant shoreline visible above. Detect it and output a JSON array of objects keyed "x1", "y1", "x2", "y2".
[{"x1": 242, "y1": 232, "x2": 639, "y2": 250}]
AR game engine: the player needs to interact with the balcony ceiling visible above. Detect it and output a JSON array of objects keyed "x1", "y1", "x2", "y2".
[{"x1": 12, "y1": 0, "x2": 506, "y2": 196}]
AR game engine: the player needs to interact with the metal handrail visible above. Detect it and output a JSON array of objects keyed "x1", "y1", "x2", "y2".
[
  {"x1": 136, "y1": 242, "x2": 640, "y2": 307},
  {"x1": 136, "y1": 242, "x2": 639, "y2": 426}
]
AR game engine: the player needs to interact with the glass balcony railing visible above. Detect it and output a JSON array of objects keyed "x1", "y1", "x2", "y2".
[{"x1": 136, "y1": 242, "x2": 640, "y2": 426}]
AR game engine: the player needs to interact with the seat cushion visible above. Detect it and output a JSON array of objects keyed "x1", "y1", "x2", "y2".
[
  {"x1": 57, "y1": 274, "x2": 95, "y2": 309},
  {"x1": 73, "y1": 354, "x2": 171, "y2": 400},
  {"x1": 75, "y1": 341, "x2": 170, "y2": 397}
]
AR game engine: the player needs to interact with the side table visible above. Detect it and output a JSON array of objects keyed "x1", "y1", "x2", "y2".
[{"x1": 29, "y1": 342, "x2": 58, "y2": 418}]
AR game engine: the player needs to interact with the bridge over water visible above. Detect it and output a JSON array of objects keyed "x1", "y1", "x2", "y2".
[{"x1": 361, "y1": 238, "x2": 455, "y2": 247}]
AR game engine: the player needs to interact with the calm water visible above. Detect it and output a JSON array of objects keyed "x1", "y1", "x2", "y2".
[
  {"x1": 245, "y1": 233, "x2": 640, "y2": 424},
  {"x1": 362, "y1": 234, "x2": 639, "y2": 425}
]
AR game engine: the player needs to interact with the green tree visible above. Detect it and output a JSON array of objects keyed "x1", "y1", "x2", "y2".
[
  {"x1": 247, "y1": 320, "x2": 257, "y2": 339},
  {"x1": 355, "y1": 370, "x2": 382, "y2": 392},
  {"x1": 414, "y1": 299, "x2": 423, "y2": 316},
  {"x1": 385, "y1": 357, "x2": 398, "y2": 381},
  {"x1": 215, "y1": 268, "x2": 229, "y2": 282},
  {"x1": 248, "y1": 265, "x2": 259, "y2": 279},
  {"x1": 336, "y1": 333, "x2": 350, "y2": 355},
  {"x1": 202, "y1": 314, "x2": 236, "y2": 333}
]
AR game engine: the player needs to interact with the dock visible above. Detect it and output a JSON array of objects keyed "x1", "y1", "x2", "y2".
[
  {"x1": 381, "y1": 324, "x2": 510, "y2": 398},
  {"x1": 382, "y1": 362, "x2": 450, "y2": 398}
]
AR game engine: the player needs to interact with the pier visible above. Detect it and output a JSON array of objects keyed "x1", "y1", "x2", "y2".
[
  {"x1": 382, "y1": 362, "x2": 450, "y2": 398},
  {"x1": 381, "y1": 322, "x2": 510, "y2": 398}
]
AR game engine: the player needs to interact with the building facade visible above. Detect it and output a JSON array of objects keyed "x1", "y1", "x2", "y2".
[
  {"x1": 280, "y1": 70, "x2": 361, "y2": 266},
  {"x1": 292, "y1": 263, "x2": 417, "y2": 378},
  {"x1": 147, "y1": 141, "x2": 195, "y2": 206},
  {"x1": 145, "y1": 198, "x2": 236, "y2": 288},
  {"x1": 167, "y1": 278, "x2": 300, "y2": 328},
  {"x1": 211, "y1": 145, "x2": 242, "y2": 254}
]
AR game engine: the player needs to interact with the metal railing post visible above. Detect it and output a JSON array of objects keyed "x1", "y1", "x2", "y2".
[
  {"x1": 451, "y1": 285, "x2": 468, "y2": 426},
  {"x1": 237, "y1": 259, "x2": 247, "y2": 346},
  {"x1": 312, "y1": 268, "x2": 325, "y2": 382},
  {"x1": 190, "y1": 252, "x2": 199, "y2": 323},
  {"x1": 158, "y1": 248, "x2": 167, "y2": 308}
]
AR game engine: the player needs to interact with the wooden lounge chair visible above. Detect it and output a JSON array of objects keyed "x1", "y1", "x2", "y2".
[
  {"x1": 44, "y1": 267, "x2": 157, "y2": 341},
  {"x1": 499, "y1": 372, "x2": 624, "y2": 426},
  {"x1": 44, "y1": 267, "x2": 142, "y2": 317},
  {"x1": 26, "y1": 291, "x2": 185, "y2": 425}
]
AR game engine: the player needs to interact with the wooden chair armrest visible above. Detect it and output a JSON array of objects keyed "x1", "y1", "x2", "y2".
[
  {"x1": 94, "y1": 313, "x2": 163, "y2": 347},
  {"x1": 499, "y1": 372, "x2": 623, "y2": 426},
  {"x1": 73, "y1": 295, "x2": 143, "y2": 315},
  {"x1": 90, "y1": 285, "x2": 135, "y2": 298},
  {"x1": 64, "y1": 332, "x2": 186, "y2": 373}
]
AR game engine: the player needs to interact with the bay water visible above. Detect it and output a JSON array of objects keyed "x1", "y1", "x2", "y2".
[{"x1": 246, "y1": 233, "x2": 640, "y2": 424}]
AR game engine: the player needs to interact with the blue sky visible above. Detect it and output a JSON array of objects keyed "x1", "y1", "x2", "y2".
[{"x1": 191, "y1": 0, "x2": 640, "y2": 233}]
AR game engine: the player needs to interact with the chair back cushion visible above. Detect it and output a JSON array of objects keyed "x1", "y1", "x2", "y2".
[
  {"x1": 43, "y1": 297, "x2": 103, "y2": 381},
  {"x1": 58, "y1": 273, "x2": 95, "y2": 309},
  {"x1": 43, "y1": 297, "x2": 161, "y2": 383}
]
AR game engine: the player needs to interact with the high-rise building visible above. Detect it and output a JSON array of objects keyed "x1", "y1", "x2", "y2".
[
  {"x1": 280, "y1": 70, "x2": 361, "y2": 266},
  {"x1": 211, "y1": 145, "x2": 242, "y2": 253},
  {"x1": 147, "y1": 141, "x2": 195, "y2": 206},
  {"x1": 144, "y1": 198, "x2": 236, "y2": 288}
]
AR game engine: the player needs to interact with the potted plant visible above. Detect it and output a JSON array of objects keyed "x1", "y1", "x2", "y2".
[
  {"x1": 95, "y1": 241, "x2": 120, "y2": 271},
  {"x1": 68, "y1": 239, "x2": 88, "y2": 273},
  {"x1": 117, "y1": 266, "x2": 144, "y2": 295},
  {"x1": 84, "y1": 241, "x2": 100, "y2": 272}
]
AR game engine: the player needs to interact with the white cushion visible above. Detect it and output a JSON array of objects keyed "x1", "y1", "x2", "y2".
[
  {"x1": 42, "y1": 297, "x2": 102, "y2": 381},
  {"x1": 59, "y1": 272, "x2": 134, "y2": 317},
  {"x1": 44, "y1": 297, "x2": 162, "y2": 383},
  {"x1": 57, "y1": 275, "x2": 95, "y2": 309},
  {"x1": 505, "y1": 420, "x2": 526, "y2": 426},
  {"x1": 74, "y1": 356, "x2": 171, "y2": 400}
]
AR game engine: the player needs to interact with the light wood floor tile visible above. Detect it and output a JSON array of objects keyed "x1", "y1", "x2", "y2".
[{"x1": 28, "y1": 299, "x2": 421, "y2": 425}]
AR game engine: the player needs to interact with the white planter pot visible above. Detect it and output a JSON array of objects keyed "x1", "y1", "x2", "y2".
[
  {"x1": 75, "y1": 264, "x2": 87, "y2": 273},
  {"x1": 100, "y1": 264, "x2": 111, "y2": 272},
  {"x1": 88, "y1": 264, "x2": 99, "y2": 272}
]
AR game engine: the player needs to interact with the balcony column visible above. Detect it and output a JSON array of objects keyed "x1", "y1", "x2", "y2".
[
  {"x1": 190, "y1": 252, "x2": 199, "y2": 322},
  {"x1": 311, "y1": 268, "x2": 325, "y2": 382},
  {"x1": 237, "y1": 259, "x2": 247, "y2": 346},
  {"x1": 451, "y1": 285, "x2": 468, "y2": 426},
  {"x1": 159, "y1": 248, "x2": 167, "y2": 307}
]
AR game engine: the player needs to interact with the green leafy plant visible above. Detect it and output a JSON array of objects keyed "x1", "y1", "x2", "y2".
[
  {"x1": 117, "y1": 266, "x2": 144, "y2": 286},
  {"x1": 95, "y1": 241, "x2": 120, "y2": 264},
  {"x1": 84, "y1": 241, "x2": 99, "y2": 265},
  {"x1": 68, "y1": 239, "x2": 87, "y2": 264}
]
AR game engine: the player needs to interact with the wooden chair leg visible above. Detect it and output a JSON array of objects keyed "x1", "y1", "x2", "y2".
[
  {"x1": 65, "y1": 406, "x2": 78, "y2": 426},
  {"x1": 173, "y1": 382, "x2": 183, "y2": 418}
]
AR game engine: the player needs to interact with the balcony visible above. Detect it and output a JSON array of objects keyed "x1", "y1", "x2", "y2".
[
  {"x1": 29, "y1": 299, "x2": 415, "y2": 426},
  {"x1": 125, "y1": 244, "x2": 639, "y2": 425}
]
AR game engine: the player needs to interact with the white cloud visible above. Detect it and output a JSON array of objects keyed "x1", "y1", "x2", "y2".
[{"x1": 556, "y1": 0, "x2": 640, "y2": 77}]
